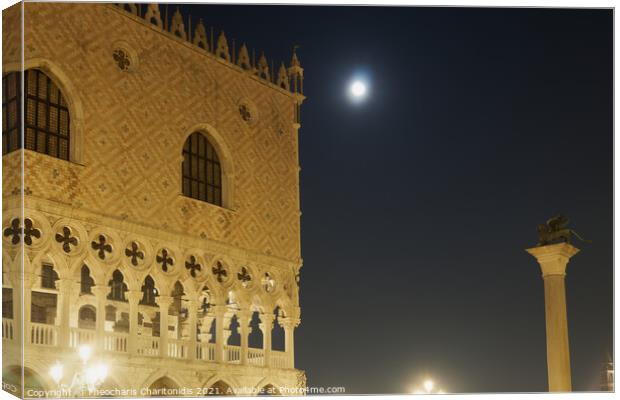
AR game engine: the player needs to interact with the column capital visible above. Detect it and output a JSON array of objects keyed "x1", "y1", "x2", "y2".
[
  {"x1": 212, "y1": 304, "x2": 228, "y2": 316},
  {"x1": 184, "y1": 293, "x2": 200, "y2": 304},
  {"x1": 260, "y1": 312, "x2": 275, "y2": 323},
  {"x1": 236, "y1": 309, "x2": 252, "y2": 323},
  {"x1": 56, "y1": 278, "x2": 75, "y2": 292},
  {"x1": 126, "y1": 290, "x2": 142, "y2": 303},
  {"x1": 156, "y1": 295, "x2": 173, "y2": 307},
  {"x1": 12, "y1": 271, "x2": 36, "y2": 289},
  {"x1": 279, "y1": 316, "x2": 301, "y2": 329},
  {"x1": 259, "y1": 312, "x2": 275, "y2": 332},
  {"x1": 526, "y1": 243, "x2": 580, "y2": 277},
  {"x1": 91, "y1": 285, "x2": 108, "y2": 297}
]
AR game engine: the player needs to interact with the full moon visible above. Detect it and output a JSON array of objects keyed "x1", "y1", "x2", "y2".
[{"x1": 350, "y1": 81, "x2": 367, "y2": 98}]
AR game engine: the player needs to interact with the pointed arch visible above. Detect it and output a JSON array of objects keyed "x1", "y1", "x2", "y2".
[
  {"x1": 141, "y1": 369, "x2": 186, "y2": 392},
  {"x1": 272, "y1": 306, "x2": 285, "y2": 352},
  {"x1": 79, "y1": 264, "x2": 95, "y2": 294},
  {"x1": 107, "y1": 269, "x2": 128, "y2": 302},
  {"x1": 3, "y1": 59, "x2": 84, "y2": 163},
  {"x1": 255, "y1": 377, "x2": 286, "y2": 396},
  {"x1": 180, "y1": 124, "x2": 234, "y2": 209},
  {"x1": 140, "y1": 274, "x2": 159, "y2": 306},
  {"x1": 77, "y1": 304, "x2": 96, "y2": 329},
  {"x1": 202, "y1": 375, "x2": 240, "y2": 396},
  {"x1": 182, "y1": 132, "x2": 222, "y2": 206},
  {"x1": 3, "y1": 365, "x2": 50, "y2": 397}
]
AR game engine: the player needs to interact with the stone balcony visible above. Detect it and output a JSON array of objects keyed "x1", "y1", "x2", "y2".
[{"x1": 3, "y1": 318, "x2": 292, "y2": 369}]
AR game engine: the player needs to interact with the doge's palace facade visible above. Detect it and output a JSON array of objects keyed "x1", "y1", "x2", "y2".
[{"x1": 2, "y1": 3, "x2": 305, "y2": 397}]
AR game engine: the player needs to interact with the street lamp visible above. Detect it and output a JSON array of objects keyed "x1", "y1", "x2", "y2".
[
  {"x1": 410, "y1": 376, "x2": 445, "y2": 395},
  {"x1": 49, "y1": 345, "x2": 109, "y2": 397},
  {"x1": 78, "y1": 344, "x2": 92, "y2": 363}
]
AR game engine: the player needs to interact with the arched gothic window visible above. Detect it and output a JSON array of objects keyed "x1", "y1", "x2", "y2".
[
  {"x1": 41, "y1": 264, "x2": 59, "y2": 289},
  {"x1": 80, "y1": 265, "x2": 95, "y2": 294},
  {"x1": 107, "y1": 270, "x2": 128, "y2": 302},
  {"x1": 78, "y1": 305, "x2": 96, "y2": 329},
  {"x1": 171, "y1": 281, "x2": 185, "y2": 317},
  {"x1": 140, "y1": 275, "x2": 158, "y2": 306},
  {"x1": 182, "y1": 132, "x2": 222, "y2": 206},
  {"x1": 2, "y1": 69, "x2": 71, "y2": 160}
]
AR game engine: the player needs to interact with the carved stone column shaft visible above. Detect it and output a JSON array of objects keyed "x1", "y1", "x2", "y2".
[{"x1": 526, "y1": 242, "x2": 579, "y2": 392}]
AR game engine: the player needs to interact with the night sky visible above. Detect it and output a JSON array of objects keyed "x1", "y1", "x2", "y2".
[{"x1": 178, "y1": 5, "x2": 612, "y2": 394}]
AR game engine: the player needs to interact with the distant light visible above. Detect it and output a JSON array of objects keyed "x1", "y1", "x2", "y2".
[
  {"x1": 350, "y1": 81, "x2": 367, "y2": 98},
  {"x1": 79, "y1": 345, "x2": 92, "y2": 363},
  {"x1": 49, "y1": 363, "x2": 63, "y2": 384},
  {"x1": 94, "y1": 363, "x2": 108, "y2": 382},
  {"x1": 423, "y1": 379, "x2": 434, "y2": 393}
]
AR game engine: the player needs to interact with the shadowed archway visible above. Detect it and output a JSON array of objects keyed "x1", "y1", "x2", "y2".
[
  {"x1": 207, "y1": 380, "x2": 234, "y2": 396},
  {"x1": 258, "y1": 383, "x2": 281, "y2": 396},
  {"x1": 2, "y1": 366, "x2": 47, "y2": 398}
]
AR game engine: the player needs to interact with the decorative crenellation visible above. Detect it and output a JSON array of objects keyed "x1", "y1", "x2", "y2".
[{"x1": 114, "y1": 3, "x2": 304, "y2": 96}]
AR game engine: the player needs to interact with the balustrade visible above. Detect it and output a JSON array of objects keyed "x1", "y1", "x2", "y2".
[
  {"x1": 248, "y1": 348, "x2": 265, "y2": 366},
  {"x1": 24, "y1": 326, "x2": 289, "y2": 368},
  {"x1": 30, "y1": 323, "x2": 58, "y2": 346},
  {"x1": 2, "y1": 318, "x2": 14, "y2": 340},
  {"x1": 271, "y1": 350, "x2": 289, "y2": 369},
  {"x1": 224, "y1": 345, "x2": 241, "y2": 364},
  {"x1": 69, "y1": 328, "x2": 96, "y2": 347},
  {"x1": 104, "y1": 331, "x2": 128, "y2": 353},
  {"x1": 196, "y1": 342, "x2": 216, "y2": 361},
  {"x1": 136, "y1": 335, "x2": 160, "y2": 357},
  {"x1": 168, "y1": 339, "x2": 188, "y2": 358},
  {"x1": 20, "y1": 288, "x2": 295, "y2": 369}
]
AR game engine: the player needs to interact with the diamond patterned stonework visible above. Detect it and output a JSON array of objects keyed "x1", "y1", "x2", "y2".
[{"x1": 3, "y1": 2, "x2": 305, "y2": 395}]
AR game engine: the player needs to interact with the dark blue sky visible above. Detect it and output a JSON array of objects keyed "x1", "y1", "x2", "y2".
[{"x1": 177, "y1": 5, "x2": 612, "y2": 393}]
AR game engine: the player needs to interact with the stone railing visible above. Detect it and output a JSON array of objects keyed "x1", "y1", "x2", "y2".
[
  {"x1": 224, "y1": 345, "x2": 241, "y2": 364},
  {"x1": 104, "y1": 331, "x2": 128, "y2": 353},
  {"x1": 247, "y1": 348, "x2": 265, "y2": 367},
  {"x1": 30, "y1": 322, "x2": 58, "y2": 346},
  {"x1": 196, "y1": 342, "x2": 216, "y2": 362},
  {"x1": 18, "y1": 325, "x2": 292, "y2": 369},
  {"x1": 167, "y1": 338, "x2": 189, "y2": 358},
  {"x1": 271, "y1": 350, "x2": 290, "y2": 369},
  {"x1": 137, "y1": 335, "x2": 160, "y2": 357},
  {"x1": 69, "y1": 328, "x2": 96, "y2": 347},
  {"x1": 2, "y1": 318, "x2": 14, "y2": 340}
]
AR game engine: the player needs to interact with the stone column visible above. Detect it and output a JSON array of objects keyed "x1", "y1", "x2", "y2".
[
  {"x1": 260, "y1": 312, "x2": 274, "y2": 368},
  {"x1": 186, "y1": 296, "x2": 198, "y2": 360},
  {"x1": 126, "y1": 290, "x2": 142, "y2": 355},
  {"x1": 281, "y1": 317, "x2": 299, "y2": 369},
  {"x1": 238, "y1": 310, "x2": 251, "y2": 365},
  {"x1": 9, "y1": 271, "x2": 30, "y2": 346},
  {"x1": 526, "y1": 242, "x2": 579, "y2": 392},
  {"x1": 91, "y1": 285, "x2": 108, "y2": 351},
  {"x1": 56, "y1": 279, "x2": 74, "y2": 348},
  {"x1": 213, "y1": 305, "x2": 227, "y2": 363},
  {"x1": 22, "y1": 273, "x2": 35, "y2": 345},
  {"x1": 157, "y1": 295, "x2": 173, "y2": 358}
]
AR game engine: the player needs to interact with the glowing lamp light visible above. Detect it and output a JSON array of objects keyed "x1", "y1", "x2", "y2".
[
  {"x1": 85, "y1": 366, "x2": 98, "y2": 385},
  {"x1": 49, "y1": 363, "x2": 63, "y2": 384},
  {"x1": 423, "y1": 379, "x2": 434, "y2": 393},
  {"x1": 94, "y1": 363, "x2": 108, "y2": 382},
  {"x1": 78, "y1": 344, "x2": 92, "y2": 363}
]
